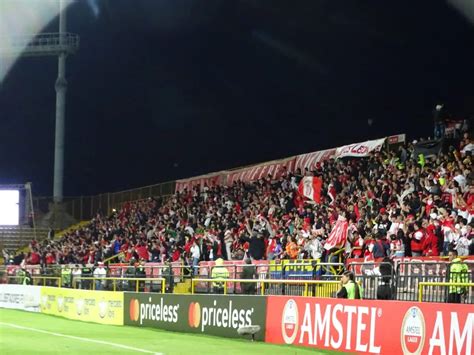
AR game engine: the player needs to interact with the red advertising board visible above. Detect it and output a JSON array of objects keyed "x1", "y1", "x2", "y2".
[{"x1": 265, "y1": 296, "x2": 473, "y2": 354}]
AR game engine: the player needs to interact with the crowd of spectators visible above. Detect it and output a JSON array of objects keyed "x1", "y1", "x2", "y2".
[{"x1": 8, "y1": 131, "x2": 474, "y2": 268}]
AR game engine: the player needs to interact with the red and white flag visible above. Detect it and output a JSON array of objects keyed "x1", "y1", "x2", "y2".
[
  {"x1": 298, "y1": 176, "x2": 322, "y2": 203},
  {"x1": 324, "y1": 215, "x2": 349, "y2": 250}
]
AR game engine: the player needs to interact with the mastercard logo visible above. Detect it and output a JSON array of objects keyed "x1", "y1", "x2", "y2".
[
  {"x1": 129, "y1": 298, "x2": 140, "y2": 322},
  {"x1": 188, "y1": 302, "x2": 201, "y2": 328}
]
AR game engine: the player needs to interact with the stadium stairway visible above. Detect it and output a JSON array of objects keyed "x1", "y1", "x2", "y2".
[
  {"x1": 0, "y1": 227, "x2": 49, "y2": 253},
  {"x1": 1, "y1": 221, "x2": 90, "y2": 263}
]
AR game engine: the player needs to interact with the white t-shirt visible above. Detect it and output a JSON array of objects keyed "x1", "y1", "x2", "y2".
[
  {"x1": 93, "y1": 267, "x2": 106, "y2": 278},
  {"x1": 461, "y1": 143, "x2": 474, "y2": 154},
  {"x1": 453, "y1": 174, "x2": 467, "y2": 191},
  {"x1": 455, "y1": 236, "x2": 470, "y2": 256},
  {"x1": 191, "y1": 245, "x2": 200, "y2": 259}
]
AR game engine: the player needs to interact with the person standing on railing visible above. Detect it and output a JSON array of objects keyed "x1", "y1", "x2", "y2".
[
  {"x1": 61, "y1": 265, "x2": 72, "y2": 288},
  {"x1": 191, "y1": 239, "x2": 201, "y2": 276},
  {"x1": 82, "y1": 264, "x2": 93, "y2": 290},
  {"x1": 240, "y1": 258, "x2": 256, "y2": 295},
  {"x1": 161, "y1": 260, "x2": 174, "y2": 293},
  {"x1": 136, "y1": 259, "x2": 147, "y2": 292},
  {"x1": 125, "y1": 258, "x2": 136, "y2": 291},
  {"x1": 211, "y1": 258, "x2": 229, "y2": 294},
  {"x1": 447, "y1": 249, "x2": 469, "y2": 303},
  {"x1": 93, "y1": 262, "x2": 107, "y2": 290},
  {"x1": 72, "y1": 265, "x2": 82, "y2": 289},
  {"x1": 337, "y1": 271, "x2": 362, "y2": 299}
]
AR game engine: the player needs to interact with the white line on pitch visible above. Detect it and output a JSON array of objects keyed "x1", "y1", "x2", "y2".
[{"x1": 0, "y1": 322, "x2": 164, "y2": 355}]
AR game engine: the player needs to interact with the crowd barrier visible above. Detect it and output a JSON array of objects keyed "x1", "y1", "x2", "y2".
[
  {"x1": 3, "y1": 256, "x2": 474, "y2": 304},
  {"x1": 0, "y1": 284, "x2": 41, "y2": 312},
  {"x1": 72, "y1": 276, "x2": 166, "y2": 293},
  {"x1": 1, "y1": 284, "x2": 472, "y2": 354},
  {"x1": 265, "y1": 296, "x2": 473, "y2": 354},
  {"x1": 191, "y1": 278, "x2": 340, "y2": 298},
  {"x1": 39, "y1": 287, "x2": 124, "y2": 325},
  {"x1": 123, "y1": 293, "x2": 268, "y2": 341},
  {"x1": 348, "y1": 258, "x2": 474, "y2": 303}
]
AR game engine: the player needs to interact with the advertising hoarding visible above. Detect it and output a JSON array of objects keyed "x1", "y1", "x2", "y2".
[{"x1": 124, "y1": 293, "x2": 267, "y2": 341}]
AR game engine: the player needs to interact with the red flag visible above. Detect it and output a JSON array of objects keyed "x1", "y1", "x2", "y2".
[
  {"x1": 298, "y1": 176, "x2": 322, "y2": 203},
  {"x1": 324, "y1": 215, "x2": 349, "y2": 250}
]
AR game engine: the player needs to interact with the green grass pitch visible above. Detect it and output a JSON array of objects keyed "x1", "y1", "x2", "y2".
[{"x1": 0, "y1": 308, "x2": 336, "y2": 355}]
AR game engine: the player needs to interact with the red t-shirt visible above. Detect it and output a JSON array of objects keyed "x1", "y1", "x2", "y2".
[
  {"x1": 45, "y1": 254, "x2": 55, "y2": 265},
  {"x1": 172, "y1": 249, "x2": 181, "y2": 262},
  {"x1": 136, "y1": 245, "x2": 149, "y2": 261},
  {"x1": 29, "y1": 252, "x2": 40, "y2": 265},
  {"x1": 411, "y1": 230, "x2": 425, "y2": 253},
  {"x1": 422, "y1": 233, "x2": 439, "y2": 256}
]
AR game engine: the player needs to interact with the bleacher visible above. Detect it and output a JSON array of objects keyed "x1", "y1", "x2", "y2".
[{"x1": 0, "y1": 227, "x2": 49, "y2": 252}]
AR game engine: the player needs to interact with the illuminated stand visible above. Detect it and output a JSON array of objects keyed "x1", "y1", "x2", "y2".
[{"x1": 0, "y1": 0, "x2": 79, "y2": 229}]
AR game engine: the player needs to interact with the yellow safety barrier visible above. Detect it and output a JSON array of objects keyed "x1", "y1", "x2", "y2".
[
  {"x1": 7, "y1": 275, "x2": 62, "y2": 287},
  {"x1": 191, "y1": 278, "x2": 340, "y2": 297},
  {"x1": 40, "y1": 287, "x2": 124, "y2": 325},
  {"x1": 103, "y1": 252, "x2": 124, "y2": 264},
  {"x1": 73, "y1": 277, "x2": 166, "y2": 293},
  {"x1": 418, "y1": 282, "x2": 474, "y2": 302}
]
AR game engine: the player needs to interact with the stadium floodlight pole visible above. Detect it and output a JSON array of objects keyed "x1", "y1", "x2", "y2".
[
  {"x1": 53, "y1": 0, "x2": 68, "y2": 203},
  {"x1": 0, "y1": 0, "x2": 79, "y2": 204}
]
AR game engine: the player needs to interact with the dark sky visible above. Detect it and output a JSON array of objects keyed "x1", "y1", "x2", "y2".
[{"x1": 1, "y1": 0, "x2": 474, "y2": 197}]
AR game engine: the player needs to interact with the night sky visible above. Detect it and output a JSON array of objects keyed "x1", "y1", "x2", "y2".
[{"x1": 1, "y1": 0, "x2": 474, "y2": 197}]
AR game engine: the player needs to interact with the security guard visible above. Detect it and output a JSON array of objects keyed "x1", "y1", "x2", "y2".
[
  {"x1": 18, "y1": 268, "x2": 31, "y2": 285},
  {"x1": 447, "y1": 249, "x2": 469, "y2": 303},
  {"x1": 211, "y1": 258, "x2": 229, "y2": 294},
  {"x1": 337, "y1": 271, "x2": 363, "y2": 299},
  {"x1": 23, "y1": 269, "x2": 32, "y2": 285}
]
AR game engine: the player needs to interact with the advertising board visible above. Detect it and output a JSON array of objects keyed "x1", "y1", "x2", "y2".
[
  {"x1": 0, "y1": 284, "x2": 41, "y2": 312},
  {"x1": 124, "y1": 293, "x2": 267, "y2": 340},
  {"x1": 40, "y1": 287, "x2": 124, "y2": 325},
  {"x1": 265, "y1": 296, "x2": 473, "y2": 354}
]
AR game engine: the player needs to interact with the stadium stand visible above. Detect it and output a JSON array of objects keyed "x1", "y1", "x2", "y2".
[{"x1": 2, "y1": 129, "x2": 474, "y2": 303}]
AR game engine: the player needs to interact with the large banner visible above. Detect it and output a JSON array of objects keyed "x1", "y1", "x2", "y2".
[
  {"x1": 124, "y1": 293, "x2": 267, "y2": 340},
  {"x1": 40, "y1": 287, "x2": 124, "y2": 325},
  {"x1": 0, "y1": 284, "x2": 41, "y2": 312},
  {"x1": 174, "y1": 135, "x2": 400, "y2": 191},
  {"x1": 294, "y1": 149, "x2": 336, "y2": 172},
  {"x1": 226, "y1": 158, "x2": 296, "y2": 185},
  {"x1": 335, "y1": 138, "x2": 386, "y2": 158},
  {"x1": 175, "y1": 173, "x2": 221, "y2": 193},
  {"x1": 265, "y1": 296, "x2": 473, "y2": 354}
]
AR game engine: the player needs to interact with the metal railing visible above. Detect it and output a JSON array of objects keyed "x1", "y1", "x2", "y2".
[
  {"x1": 395, "y1": 261, "x2": 472, "y2": 302},
  {"x1": 33, "y1": 181, "x2": 175, "y2": 222},
  {"x1": 72, "y1": 276, "x2": 166, "y2": 293},
  {"x1": 191, "y1": 278, "x2": 340, "y2": 297},
  {"x1": 280, "y1": 262, "x2": 344, "y2": 280},
  {"x1": 7, "y1": 275, "x2": 62, "y2": 287},
  {"x1": 418, "y1": 282, "x2": 474, "y2": 303},
  {"x1": 348, "y1": 262, "x2": 396, "y2": 300},
  {"x1": 0, "y1": 32, "x2": 79, "y2": 57}
]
